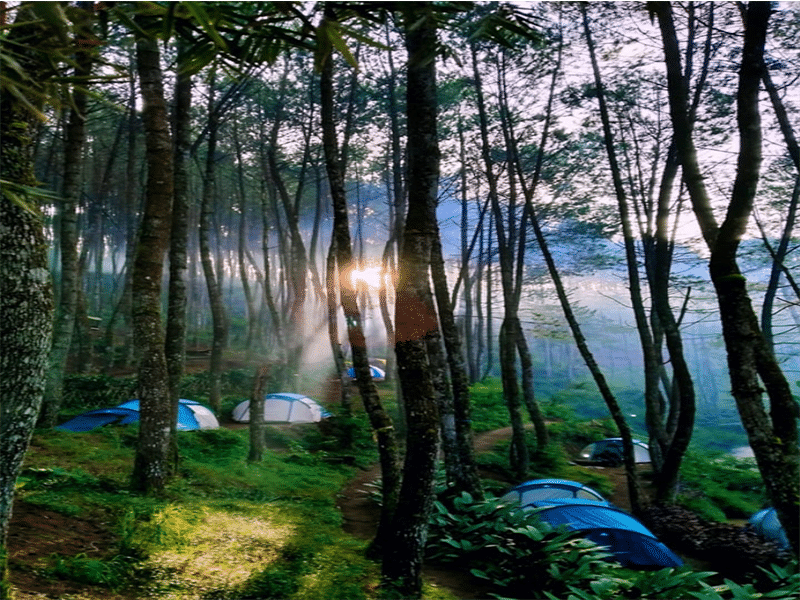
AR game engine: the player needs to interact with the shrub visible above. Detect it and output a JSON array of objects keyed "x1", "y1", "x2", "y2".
[
  {"x1": 62, "y1": 374, "x2": 136, "y2": 412},
  {"x1": 427, "y1": 492, "x2": 618, "y2": 599},
  {"x1": 678, "y1": 452, "x2": 765, "y2": 520}
]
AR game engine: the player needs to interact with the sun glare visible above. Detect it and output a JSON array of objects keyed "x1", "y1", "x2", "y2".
[{"x1": 351, "y1": 266, "x2": 383, "y2": 289}]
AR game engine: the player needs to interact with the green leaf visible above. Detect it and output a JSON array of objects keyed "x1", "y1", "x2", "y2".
[{"x1": 181, "y1": 1, "x2": 228, "y2": 51}]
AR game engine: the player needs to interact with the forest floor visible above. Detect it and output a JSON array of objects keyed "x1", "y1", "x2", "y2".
[
  {"x1": 8, "y1": 423, "x2": 634, "y2": 600},
  {"x1": 8, "y1": 368, "x2": 637, "y2": 600}
]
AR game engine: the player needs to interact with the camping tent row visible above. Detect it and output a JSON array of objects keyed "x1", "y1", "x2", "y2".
[
  {"x1": 57, "y1": 399, "x2": 219, "y2": 432},
  {"x1": 232, "y1": 393, "x2": 330, "y2": 423},
  {"x1": 501, "y1": 479, "x2": 682, "y2": 569}
]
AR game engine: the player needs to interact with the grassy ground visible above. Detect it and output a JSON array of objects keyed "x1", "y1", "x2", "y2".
[{"x1": 11, "y1": 420, "x2": 461, "y2": 600}]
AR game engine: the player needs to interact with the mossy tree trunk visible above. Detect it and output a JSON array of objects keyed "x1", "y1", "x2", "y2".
[
  {"x1": 130, "y1": 29, "x2": 174, "y2": 494},
  {"x1": 0, "y1": 8, "x2": 56, "y2": 596}
]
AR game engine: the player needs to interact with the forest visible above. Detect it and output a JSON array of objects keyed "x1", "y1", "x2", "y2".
[{"x1": 1, "y1": 1, "x2": 798, "y2": 599}]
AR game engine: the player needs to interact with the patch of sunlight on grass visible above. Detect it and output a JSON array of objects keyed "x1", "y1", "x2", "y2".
[{"x1": 140, "y1": 505, "x2": 295, "y2": 599}]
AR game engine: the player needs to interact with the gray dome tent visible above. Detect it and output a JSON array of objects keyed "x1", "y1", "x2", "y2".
[
  {"x1": 232, "y1": 393, "x2": 329, "y2": 423},
  {"x1": 578, "y1": 438, "x2": 650, "y2": 466}
]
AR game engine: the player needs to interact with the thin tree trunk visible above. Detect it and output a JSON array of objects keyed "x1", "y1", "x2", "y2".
[
  {"x1": 233, "y1": 122, "x2": 258, "y2": 349},
  {"x1": 430, "y1": 232, "x2": 483, "y2": 499},
  {"x1": 471, "y1": 42, "x2": 528, "y2": 476},
  {"x1": 319, "y1": 22, "x2": 401, "y2": 558},
  {"x1": 199, "y1": 67, "x2": 227, "y2": 413},
  {"x1": 582, "y1": 4, "x2": 654, "y2": 512},
  {"x1": 165, "y1": 36, "x2": 192, "y2": 473},
  {"x1": 326, "y1": 237, "x2": 352, "y2": 414},
  {"x1": 40, "y1": 6, "x2": 93, "y2": 425}
]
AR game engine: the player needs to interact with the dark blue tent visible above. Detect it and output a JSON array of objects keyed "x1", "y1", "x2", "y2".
[
  {"x1": 526, "y1": 498, "x2": 683, "y2": 569},
  {"x1": 502, "y1": 479, "x2": 608, "y2": 506},
  {"x1": 57, "y1": 399, "x2": 218, "y2": 432},
  {"x1": 748, "y1": 508, "x2": 790, "y2": 550}
]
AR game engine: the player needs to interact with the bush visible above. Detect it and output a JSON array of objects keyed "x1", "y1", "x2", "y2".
[
  {"x1": 427, "y1": 492, "x2": 618, "y2": 599},
  {"x1": 62, "y1": 375, "x2": 136, "y2": 412},
  {"x1": 678, "y1": 452, "x2": 765, "y2": 520}
]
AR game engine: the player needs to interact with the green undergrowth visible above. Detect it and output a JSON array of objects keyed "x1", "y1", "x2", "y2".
[{"x1": 16, "y1": 423, "x2": 391, "y2": 600}]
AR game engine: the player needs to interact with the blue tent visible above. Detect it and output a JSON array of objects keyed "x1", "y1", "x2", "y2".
[
  {"x1": 346, "y1": 365, "x2": 386, "y2": 382},
  {"x1": 57, "y1": 399, "x2": 219, "y2": 432},
  {"x1": 748, "y1": 508, "x2": 790, "y2": 550},
  {"x1": 502, "y1": 479, "x2": 608, "y2": 506},
  {"x1": 525, "y1": 498, "x2": 683, "y2": 569}
]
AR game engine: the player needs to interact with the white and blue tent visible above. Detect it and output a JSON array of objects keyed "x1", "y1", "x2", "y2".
[
  {"x1": 57, "y1": 399, "x2": 219, "y2": 432},
  {"x1": 346, "y1": 365, "x2": 386, "y2": 382},
  {"x1": 232, "y1": 393, "x2": 330, "y2": 423},
  {"x1": 502, "y1": 479, "x2": 607, "y2": 506},
  {"x1": 525, "y1": 498, "x2": 683, "y2": 569}
]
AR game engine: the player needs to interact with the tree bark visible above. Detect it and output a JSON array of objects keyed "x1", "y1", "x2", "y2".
[
  {"x1": 248, "y1": 365, "x2": 269, "y2": 462},
  {"x1": 382, "y1": 6, "x2": 441, "y2": 596},
  {"x1": 130, "y1": 30, "x2": 174, "y2": 494},
  {"x1": 165, "y1": 36, "x2": 192, "y2": 473},
  {"x1": 199, "y1": 67, "x2": 227, "y2": 412},
  {"x1": 656, "y1": 1, "x2": 798, "y2": 554},
  {"x1": 318, "y1": 15, "x2": 401, "y2": 558},
  {"x1": 40, "y1": 4, "x2": 94, "y2": 426},
  {"x1": 0, "y1": 11, "x2": 55, "y2": 589}
]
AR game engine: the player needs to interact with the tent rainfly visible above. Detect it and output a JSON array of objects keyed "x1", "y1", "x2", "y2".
[
  {"x1": 232, "y1": 393, "x2": 330, "y2": 424},
  {"x1": 57, "y1": 399, "x2": 219, "y2": 432},
  {"x1": 526, "y1": 498, "x2": 683, "y2": 569},
  {"x1": 502, "y1": 479, "x2": 608, "y2": 506},
  {"x1": 748, "y1": 507, "x2": 790, "y2": 550},
  {"x1": 578, "y1": 438, "x2": 651, "y2": 466},
  {"x1": 346, "y1": 365, "x2": 386, "y2": 382}
]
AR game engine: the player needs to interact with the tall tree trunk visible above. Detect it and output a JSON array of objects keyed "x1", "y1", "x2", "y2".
[
  {"x1": 233, "y1": 122, "x2": 258, "y2": 349},
  {"x1": 319, "y1": 20, "x2": 401, "y2": 557},
  {"x1": 582, "y1": 4, "x2": 655, "y2": 511},
  {"x1": 430, "y1": 232, "x2": 483, "y2": 499},
  {"x1": 0, "y1": 10, "x2": 55, "y2": 592},
  {"x1": 471, "y1": 43, "x2": 529, "y2": 475},
  {"x1": 383, "y1": 6, "x2": 441, "y2": 596},
  {"x1": 656, "y1": 1, "x2": 798, "y2": 554},
  {"x1": 130, "y1": 29, "x2": 174, "y2": 494},
  {"x1": 759, "y1": 59, "x2": 800, "y2": 351},
  {"x1": 326, "y1": 238, "x2": 352, "y2": 414},
  {"x1": 40, "y1": 4, "x2": 94, "y2": 426},
  {"x1": 165, "y1": 36, "x2": 192, "y2": 472},
  {"x1": 199, "y1": 67, "x2": 227, "y2": 412}
]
